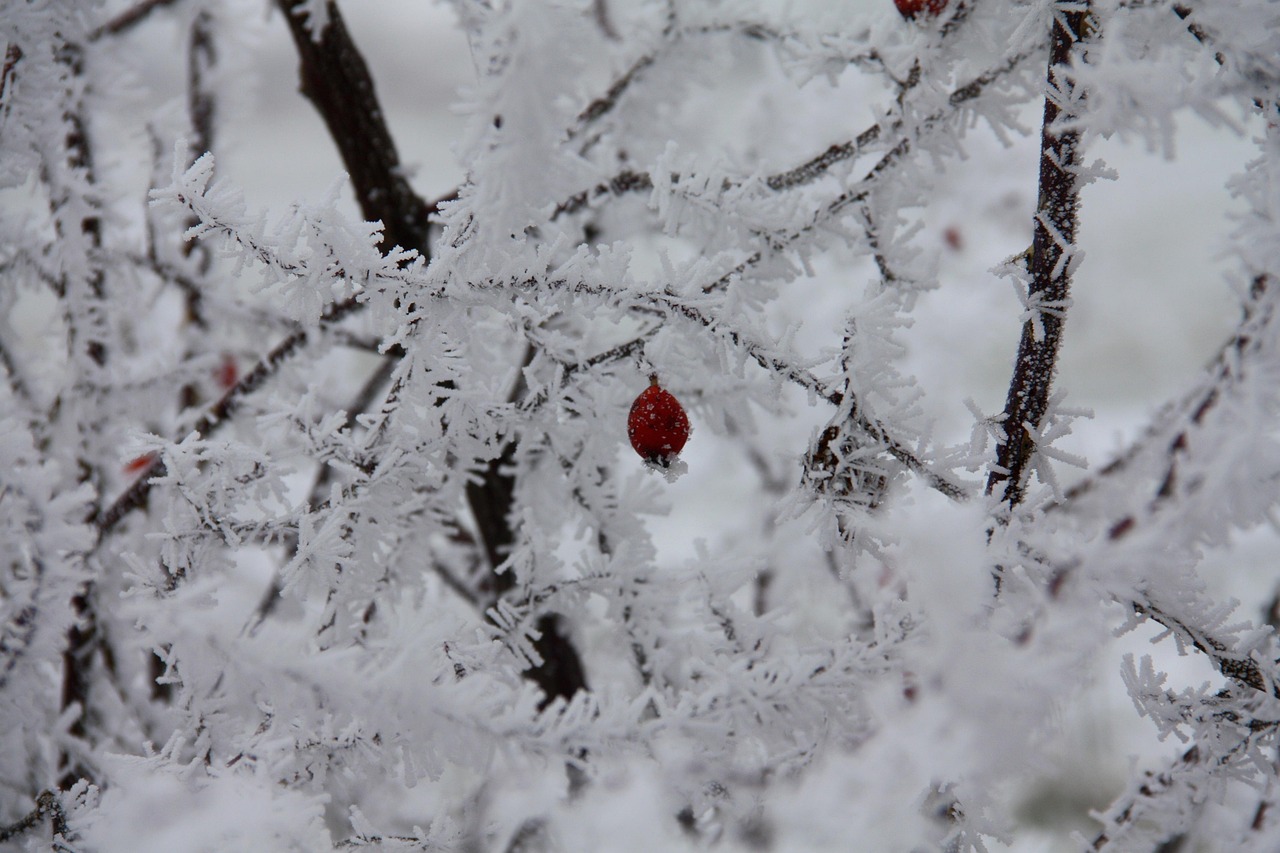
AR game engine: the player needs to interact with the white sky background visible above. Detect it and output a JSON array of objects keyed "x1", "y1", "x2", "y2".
[{"x1": 102, "y1": 1, "x2": 1272, "y2": 847}]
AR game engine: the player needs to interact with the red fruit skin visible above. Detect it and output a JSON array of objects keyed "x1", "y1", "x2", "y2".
[
  {"x1": 943, "y1": 225, "x2": 963, "y2": 251},
  {"x1": 123, "y1": 452, "x2": 157, "y2": 476},
  {"x1": 628, "y1": 380, "x2": 690, "y2": 466},
  {"x1": 215, "y1": 354, "x2": 239, "y2": 391},
  {"x1": 894, "y1": 0, "x2": 949, "y2": 19}
]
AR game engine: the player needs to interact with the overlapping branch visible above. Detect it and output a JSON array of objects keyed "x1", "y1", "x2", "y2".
[
  {"x1": 552, "y1": 48, "x2": 1026, "y2": 222},
  {"x1": 274, "y1": 0, "x2": 591, "y2": 705}
]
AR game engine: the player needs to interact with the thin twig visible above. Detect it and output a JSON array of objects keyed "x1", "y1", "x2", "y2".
[
  {"x1": 54, "y1": 38, "x2": 111, "y2": 791},
  {"x1": 1062, "y1": 275, "x2": 1272, "y2": 520},
  {"x1": 986, "y1": 6, "x2": 1091, "y2": 509},
  {"x1": 0, "y1": 43, "x2": 21, "y2": 109},
  {"x1": 94, "y1": 296, "x2": 364, "y2": 535},
  {"x1": 276, "y1": 0, "x2": 433, "y2": 253},
  {"x1": 0, "y1": 332, "x2": 33, "y2": 406},
  {"x1": 89, "y1": 0, "x2": 183, "y2": 41},
  {"x1": 554, "y1": 46, "x2": 1028, "y2": 239},
  {"x1": 572, "y1": 53, "x2": 655, "y2": 134},
  {"x1": 648, "y1": 290, "x2": 968, "y2": 499},
  {"x1": 0, "y1": 791, "x2": 67, "y2": 843},
  {"x1": 1133, "y1": 600, "x2": 1274, "y2": 696},
  {"x1": 569, "y1": 19, "x2": 802, "y2": 145}
]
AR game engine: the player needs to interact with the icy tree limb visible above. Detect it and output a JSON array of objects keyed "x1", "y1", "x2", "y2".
[
  {"x1": 276, "y1": 0, "x2": 432, "y2": 254},
  {"x1": 94, "y1": 294, "x2": 364, "y2": 535},
  {"x1": 0, "y1": 791, "x2": 68, "y2": 845},
  {"x1": 1092, "y1": 704, "x2": 1280, "y2": 851},
  {"x1": 570, "y1": 18, "x2": 864, "y2": 146},
  {"x1": 1156, "y1": 276, "x2": 1267, "y2": 505},
  {"x1": 986, "y1": 3, "x2": 1091, "y2": 509},
  {"x1": 1131, "y1": 600, "x2": 1274, "y2": 696},
  {"x1": 553, "y1": 48, "x2": 1029, "y2": 220},
  {"x1": 275, "y1": 0, "x2": 587, "y2": 706},
  {"x1": 648, "y1": 291, "x2": 968, "y2": 500},
  {"x1": 1059, "y1": 272, "x2": 1274, "y2": 538},
  {"x1": 88, "y1": 0, "x2": 183, "y2": 41},
  {"x1": 1091, "y1": 744, "x2": 1204, "y2": 851},
  {"x1": 185, "y1": 12, "x2": 216, "y2": 168},
  {"x1": 0, "y1": 43, "x2": 20, "y2": 106},
  {"x1": 172, "y1": 10, "x2": 217, "y2": 438}
]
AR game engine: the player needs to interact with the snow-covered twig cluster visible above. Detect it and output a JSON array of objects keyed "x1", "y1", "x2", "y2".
[{"x1": 3, "y1": 1, "x2": 1280, "y2": 850}]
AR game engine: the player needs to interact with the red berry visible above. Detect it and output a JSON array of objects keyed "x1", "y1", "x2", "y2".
[
  {"x1": 894, "y1": 0, "x2": 949, "y2": 19},
  {"x1": 943, "y1": 225, "x2": 963, "y2": 251},
  {"x1": 123, "y1": 452, "x2": 157, "y2": 476},
  {"x1": 627, "y1": 375, "x2": 690, "y2": 466},
  {"x1": 215, "y1": 354, "x2": 239, "y2": 391}
]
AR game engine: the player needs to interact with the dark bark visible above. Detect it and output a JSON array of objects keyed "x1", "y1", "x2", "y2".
[
  {"x1": 467, "y1": 443, "x2": 520, "y2": 597},
  {"x1": 58, "y1": 608, "x2": 96, "y2": 789},
  {"x1": 89, "y1": 0, "x2": 182, "y2": 41},
  {"x1": 275, "y1": 1, "x2": 431, "y2": 254},
  {"x1": 986, "y1": 6, "x2": 1090, "y2": 508}
]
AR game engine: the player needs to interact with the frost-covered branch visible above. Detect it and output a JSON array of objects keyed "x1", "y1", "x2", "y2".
[
  {"x1": 1065, "y1": 275, "x2": 1273, "y2": 516},
  {"x1": 95, "y1": 294, "x2": 364, "y2": 536},
  {"x1": 8, "y1": 0, "x2": 1280, "y2": 848},
  {"x1": 986, "y1": 2, "x2": 1091, "y2": 510},
  {"x1": 0, "y1": 790, "x2": 68, "y2": 845},
  {"x1": 554, "y1": 47, "x2": 1031, "y2": 222},
  {"x1": 276, "y1": 0, "x2": 434, "y2": 254},
  {"x1": 87, "y1": 0, "x2": 182, "y2": 42},
  {"x1": 1131, "y1": 600, "x2": 1276, "y2": 697}
]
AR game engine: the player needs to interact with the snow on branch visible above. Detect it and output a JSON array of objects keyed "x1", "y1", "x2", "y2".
[
  {"x1": 9, "y1": 1, "x2": 1280, "y2": 849},
  {"x1": 987, "y1": 0, "x2": 1091, "y2": 510}
]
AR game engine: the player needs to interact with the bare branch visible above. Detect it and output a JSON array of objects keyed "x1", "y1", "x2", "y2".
[
  {"x1": 88, "y1": 0, "x2": 183, "y2": 41},
  {"x1": 0, "y1": 43, "x2": 21, "y2": 108},
  {"x1": 275, "y1": 0, "x2": 433, "y2": 253}
]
